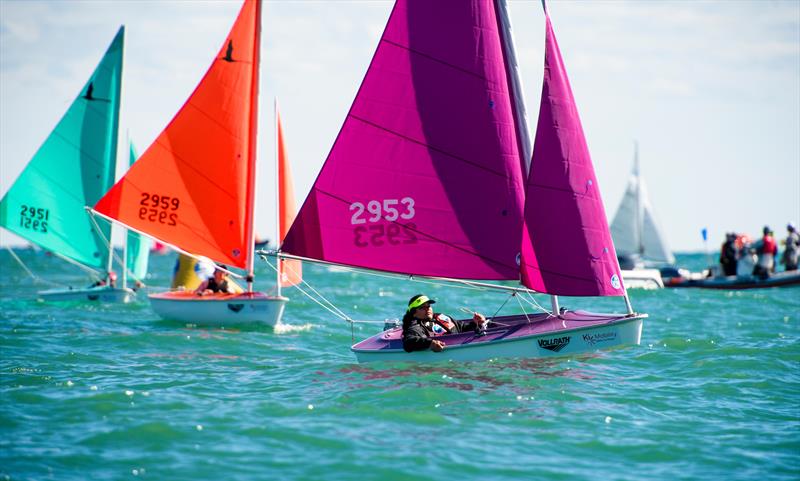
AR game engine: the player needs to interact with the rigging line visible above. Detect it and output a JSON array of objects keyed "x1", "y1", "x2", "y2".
[
  {"x1": 86, "y1": 210, "x2": 146, "y2": 286},
  {"x1": 521, "y1": 291, "x2": 553, "y2": 316},
  {"x1": 278, "y1": 259, "x2": 350, "y2": 320},
  {"x1": 514, "y1": 291, "x2": 533, "y2": 324},
  {"x1": 259, "y1": 255, "x2": 351, "y2": 321},
  {"x1": 489, "y1": 292, "x2": 515, "y2": 320},
  {"x1": 266, "y1": 249, "x2": 534, "y2": 294},
  {"x1": 3, "y1": 246, "x2": 59, "y2": 286},
  {"x1": 51, "y1": 250, "x2": 101, "y2": 277},
  {"x1": 88, "y1": 208, "x2": 246, "y2": 280}
]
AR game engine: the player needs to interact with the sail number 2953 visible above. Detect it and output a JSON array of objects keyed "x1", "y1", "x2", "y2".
[
  {"x1": 139, "y1": 193, "x2": 179, "y2": 226},
  {"x1": 350, "y1": 197, "x2": 415, "y2": 224}
]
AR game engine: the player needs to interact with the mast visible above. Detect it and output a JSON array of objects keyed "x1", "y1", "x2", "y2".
[
  {"x1": 107, "y1": 25, "x2": 127, "y2": 285},
  {"x1": 504, "y1": 0, "x2": 561, "y2": 313},
  {"x1": 274, "y1": 97, "x2": 281, "y2": 298},
  {"x1": 244, "y1": 0, "x2": 262, "y2": 293},
  {"x1": 634, "y1": 141, "x2": 644, "y2": 256}
]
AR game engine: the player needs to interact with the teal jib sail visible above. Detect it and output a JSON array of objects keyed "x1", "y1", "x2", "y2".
[
  {"x1": 125, "y1": 142, "x2": 150, "y2": 280},
  {"x1": 0, "y1": 27, "x2": 124, "y2": 269}
]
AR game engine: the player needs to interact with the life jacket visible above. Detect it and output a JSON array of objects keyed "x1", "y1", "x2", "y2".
[{"x1": 424, "y1": 313, "x2": 456, "y2": 335}]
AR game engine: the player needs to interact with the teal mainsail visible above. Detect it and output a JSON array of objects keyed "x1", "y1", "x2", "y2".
[
  {"x1": 125, "y1": 142, "x2": 150, "y2": 281},
  {"x1": 0, "y1": 27, "x2": 124, "y2": 270}
]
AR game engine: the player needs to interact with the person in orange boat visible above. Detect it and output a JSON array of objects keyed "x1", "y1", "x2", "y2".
[
  {"x1": 195, "y1": 265, "x2": 235, "y2": 296},
  {"x1": 402, "y1": 294, "x2": 486, "y2": 353}
]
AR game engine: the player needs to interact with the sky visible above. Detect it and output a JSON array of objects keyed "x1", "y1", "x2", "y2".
[{"x1": 1, "y1": 0, "x2": 798, "y2": 254}]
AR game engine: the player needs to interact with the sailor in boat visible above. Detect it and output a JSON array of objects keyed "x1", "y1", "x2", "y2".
[
  {"x1": 90, "y1": 271, "x2": 117, "y2": 288},
  {"x1": 402, "y1": 295, "x2": 486, "y2": 353},
  {"x1": 752, "y1": 226, "x2": 778, "y2": 278},
  {"x1": 195, "y1": 265, "x2": 237, "y2": 296},
  {"x1": 780, "y1": 223, "x2": 799, "y2": 271},
  {"x1": 719, "y1": 232, "x2": 739, "y2": 277}
]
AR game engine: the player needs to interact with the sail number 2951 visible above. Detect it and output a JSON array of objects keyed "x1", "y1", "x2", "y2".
[
  {"x1": 139, "y1": 193, "x2": 179, "y2": 226},
  {"x1": 350, "y1": 197, "x2": 415, "y2": 224},
  {"x1": 19, "y1": 205, "x2": 49, "y2": 233}
]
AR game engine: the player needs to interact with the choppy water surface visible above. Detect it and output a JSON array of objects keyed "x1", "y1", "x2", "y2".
[{"x1": 1, "y1": 250, "x2": 798, "y2": 480}]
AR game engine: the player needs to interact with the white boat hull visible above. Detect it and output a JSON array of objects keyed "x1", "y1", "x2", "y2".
[
  {"x1": 621, "y1": 268, "x2": 664, "y2": 289},
  {"x1": 37, "y1": 286, "x2": 135, "y2": 303},
  {"x1": 352, "y1": 314, "x2": 644, "y2": 363},
  {"x1": 148, "y1": 291, "x2": 287, "y2": 327}
]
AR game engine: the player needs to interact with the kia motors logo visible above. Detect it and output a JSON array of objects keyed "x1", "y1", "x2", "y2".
[{"x1": 538, "y1": 336, "x2": 571, "y2": 352}]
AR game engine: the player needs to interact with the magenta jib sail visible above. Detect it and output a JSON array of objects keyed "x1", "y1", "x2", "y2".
[
  {"x1": 520, "y1": 16, "x2": 625, "y2": 296},
  {"x1": 282, "y1": 0, "x2": 527, "y2": 280}
]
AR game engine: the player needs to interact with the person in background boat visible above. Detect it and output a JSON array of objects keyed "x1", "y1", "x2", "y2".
[
  {"x1": 719, "y1": 232, "x2": 738, "y2": 277},
  {"x1": 752, "y1": 226, "x2": 778, "y2": 279},
  {"x1": 780, "y1": 223, "x2": 800, "y2": 271},
  {"x1": 402, "y1": 294, "x2": 486, "y2": 353},
  {"x1": 91, "y1": 271, "x2": 117, "y2": 288},
  {"x1": 195, "y1": 265, "x2": 235, "y2": 296}
]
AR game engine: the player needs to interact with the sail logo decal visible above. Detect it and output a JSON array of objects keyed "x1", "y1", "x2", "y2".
[
  {"x1": 582, "y1": 331, "x2": 617, "y2": 346},
  {"x1": 610, "y1": 274, "x2": 621, "y2": 289},
  {"x1": 227, "y1": 304, "x2": 244, "y2": 313},
  {"x1": 538, "y1": 336, "x2": 571, "y2": 352}
]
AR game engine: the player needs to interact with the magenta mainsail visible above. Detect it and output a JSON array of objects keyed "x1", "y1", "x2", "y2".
[
  {"x1": 519, "y1": 16, "x2": 624, "y2": 296},
  {"x1": 284, "y1": 2, "x2": 625, "y2": 298},
  {"x1": 282, "y1": 0, "x2": 527, "y2": 280}
]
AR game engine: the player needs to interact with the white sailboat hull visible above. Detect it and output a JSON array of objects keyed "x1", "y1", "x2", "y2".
[
  {"x1": 148, "y1": 291, "x2": 287, "y2": 327},
  {"x1": 352, "y1": 313, "x2": 644, "y2": 363},
  {"x1": 37, "y1": 286, "x2": 135, "y2": 303},
  {"x1": 621, "y1": 268, "x2": 664, "y2": 289}
]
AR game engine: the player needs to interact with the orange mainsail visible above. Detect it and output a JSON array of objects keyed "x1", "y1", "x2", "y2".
[
  {"x1": 277, "y1": 109, "x2": 302, "y2": 287},
  {"x1": 95, "y1": 0, "x2": 261, "y2": 270}
]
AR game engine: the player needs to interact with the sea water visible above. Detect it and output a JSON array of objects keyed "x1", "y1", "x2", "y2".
[{"x1": 1, "y1": 250, "x2": 798, "y2": 481}]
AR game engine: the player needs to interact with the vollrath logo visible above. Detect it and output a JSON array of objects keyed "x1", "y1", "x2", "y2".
[
  {"x1": 538, "y1": 336, "x2": 571, "y2": 352},
  {"x1": 582, "y1": 331, "x2": 617, "y2": 346}
]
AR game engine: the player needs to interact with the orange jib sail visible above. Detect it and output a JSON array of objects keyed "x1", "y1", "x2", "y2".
[
  {"x1": 95, "y1": 0, "x2": 261, "y2": 269},
  {"x1": 277, "y1": 110, "x2": 302, "y2": 287}
]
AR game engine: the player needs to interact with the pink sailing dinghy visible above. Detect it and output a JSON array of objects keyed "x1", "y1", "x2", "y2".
[{"x1": 280, "y1": 0, "x2": 645, "y2": 362}]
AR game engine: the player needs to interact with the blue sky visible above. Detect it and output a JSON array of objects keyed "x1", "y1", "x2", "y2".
[{"x1": 1, "y1": 0, "x2": 798, "y2": 253}]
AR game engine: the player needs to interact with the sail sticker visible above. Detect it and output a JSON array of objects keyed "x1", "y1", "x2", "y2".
[
  {"x1": 582, "y1": 331, "x2": 617, "y2": 346},
  {"x1": 611, "y1": 274, "x2": 621, "y2": 289},
  {"x1": 538, "y1": 336, "x2": 571, "y2": 352}
]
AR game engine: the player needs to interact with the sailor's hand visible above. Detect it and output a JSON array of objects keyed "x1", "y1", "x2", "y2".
[
  {"x1": 473, "y1": 312, "x2": 486, "y2": 325},
  {"x1": 430, "y1": 340, "x2": 445, "y2": 352}
]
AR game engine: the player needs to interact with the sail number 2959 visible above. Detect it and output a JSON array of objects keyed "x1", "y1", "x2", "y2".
[
  {"x1": 350, "y1": 197, "x2": 415, "y2": 224},
  {"x1": 139, "y1": 193, "x2": 179, "y2": 226}
]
